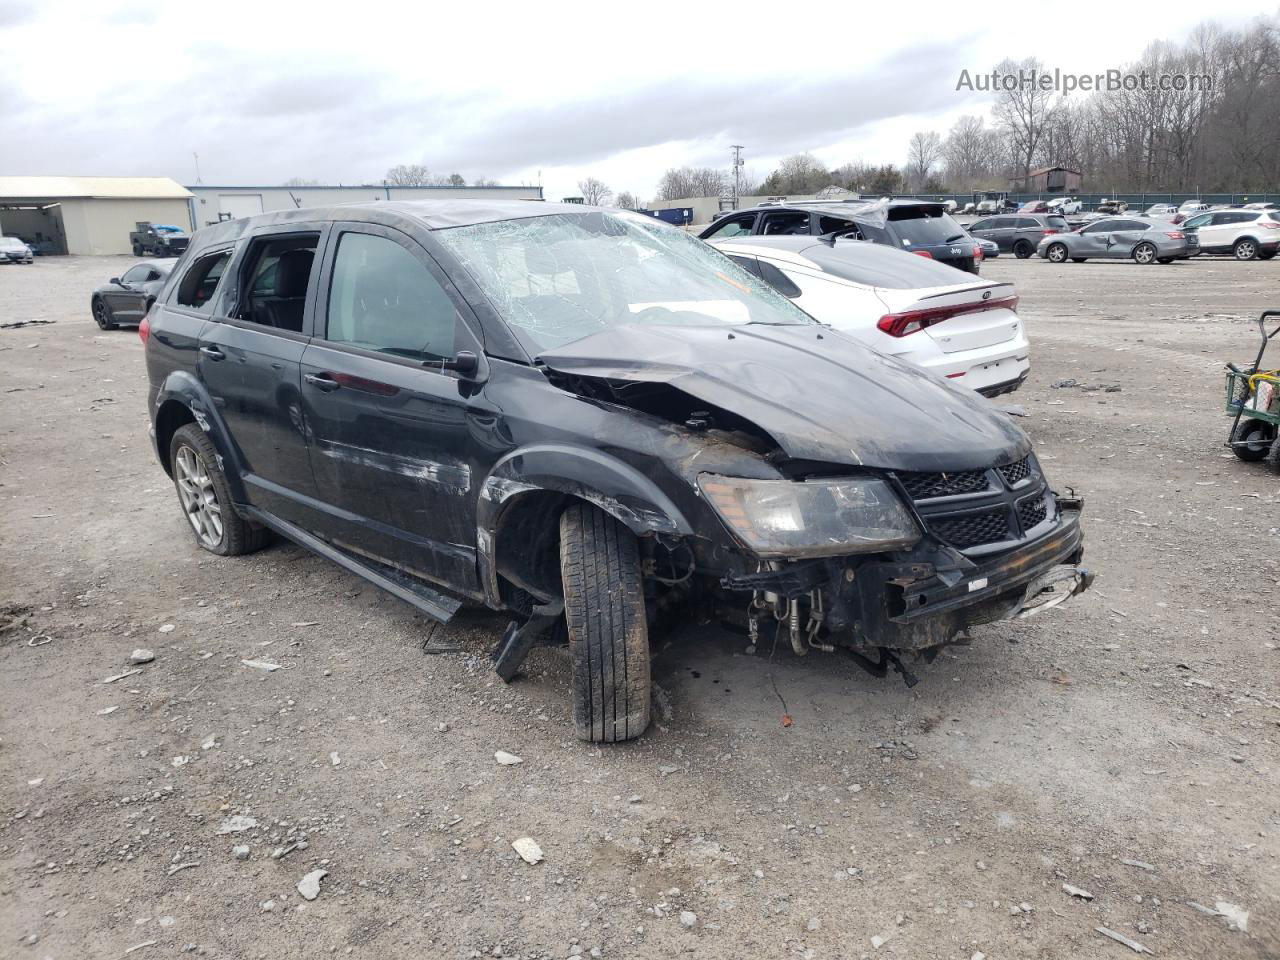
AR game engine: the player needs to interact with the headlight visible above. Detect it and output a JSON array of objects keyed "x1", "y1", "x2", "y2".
[{"x1": 697, "y1": 474, "x2": 921, "y2": 557}]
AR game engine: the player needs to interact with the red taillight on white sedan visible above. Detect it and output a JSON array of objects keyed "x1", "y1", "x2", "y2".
[{"x1": 877, "y1": 295, "x2": 1020, "y2": 338}]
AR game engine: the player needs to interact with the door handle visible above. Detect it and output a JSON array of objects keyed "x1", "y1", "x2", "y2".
[
  {"x1": 305, "y1": 373, "x2": 341, "y2": 392},
  {"x1": 200, "y1": 345, "x2": 226, "y2": 361}
]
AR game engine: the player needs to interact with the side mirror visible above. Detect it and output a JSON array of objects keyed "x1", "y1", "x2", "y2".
[
  {"x1": 428, "y1": 350, "x2": 479, "y2": 377},
  {"x1": 109, "y1": 277, "x2": 121, "y2": 285}
]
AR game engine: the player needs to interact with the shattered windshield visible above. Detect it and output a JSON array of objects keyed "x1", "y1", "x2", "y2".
[{"x1": 436, "y1": 210, "x2": 815, "y2": 352}]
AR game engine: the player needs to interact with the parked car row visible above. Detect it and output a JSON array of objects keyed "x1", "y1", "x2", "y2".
[
  {"x1": 116, "y1": 200, "x2": 1091, "y2": 743},
  {"x1": 0, "y1": 236, "x2": 34, "y2": 263}
]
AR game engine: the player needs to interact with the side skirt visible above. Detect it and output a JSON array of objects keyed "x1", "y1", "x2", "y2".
[{"x1": 241, "y1": 505, "x2": 461, "y2": 624}]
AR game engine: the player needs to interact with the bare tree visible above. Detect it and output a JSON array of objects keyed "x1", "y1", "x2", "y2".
[
  {"x1": 282, "y1": 177, "x2": 320, "y2": 187},
  {"x1": 577, "y1": 177, "x2": 613, "y2": 206},
  {"x1": 942, "y1": 116, "x2": 990, "y2": 188},
  {"x1": 471, "y1": 176, "x2": 498, "y2": 187},
  {"x1": 614, "y1": 190, "x2": 638, "y2": 209},
  {"x1": 905, "y1": 131, "x2": 943, "y2": 191},
  {"x1": 655, "y1": 166, "x2": 725, "y2": 201},
  {"x1": 758, "y1": 154, "x2": 831, "y2": 195},
  {"x1": 992, "y1": 57, "x2": 1060, "y2": 184},
  {"x1": 385, "y1": 164, "x2": 433, "y2": 186}
]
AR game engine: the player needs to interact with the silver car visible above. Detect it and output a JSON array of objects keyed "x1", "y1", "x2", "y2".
[{"x1": 1037, "y1": 216, "x2": 1197, "y2": 265}]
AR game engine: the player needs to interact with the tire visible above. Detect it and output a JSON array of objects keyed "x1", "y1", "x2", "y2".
[
  {"x1": 168, "y1": 424, "x2": 270, "y2": 556},
  {"x1": 1071, "y1": 257, "x2": 1088, "y2": 263},
  {"x1": 1133, "y1": 242, "x2": 1157, "y2": 265},
  {"x1": 559, "y1": 502, "x2": 651, "y2": 743},
  {"x1": 1157, "y1": 257, "x2": 1174, "y2": 264},
  {"x1": 1013, "y1": 240, "x2": 1033, "y2": 259},
  {"x1": 1259, "y1": 249, "x2": 1276, "y2": 261},
  {"x1": 132, "y1": 243, "x2": 143, "y2": 257},
  {"x1": 1233, "y1": 238, "x2": 1258, "y2": 261},
  {"x1": 92, "y1": 297, "x2": 117, "y2": 330},
  {"x1": 1045, "y1": 242, "x2": 1068, "y2": 263},
  {"x1": 1231, "y1": 418, "x2": 1276, "y2": 462}
]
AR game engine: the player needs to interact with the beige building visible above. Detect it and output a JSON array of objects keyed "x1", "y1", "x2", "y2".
[{"x1": 0, "y1": 177, "x2": 194, "y2": 255}]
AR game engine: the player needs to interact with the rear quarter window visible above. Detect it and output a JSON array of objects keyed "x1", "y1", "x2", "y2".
[
  {"x1": 174, "y1": 250, "x2": 232, "y2": 312},
  {"x1": 1045, "y1": 216, "x2": 1069, "y2": 230},
  {"x1": 887, "y1": 208, "x2": 965, "y2": 247}
]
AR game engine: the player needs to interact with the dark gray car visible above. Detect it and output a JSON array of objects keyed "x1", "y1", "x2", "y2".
[
  {"x1": 1037, "y1": 216, "x2": 1197, "y2": 264},
  {"x1": 968, "y1": 214, "x2": 1070, "y2": 259},
  {"x1": 91, "y1": 260, "x2": 174, "y2": 329}
]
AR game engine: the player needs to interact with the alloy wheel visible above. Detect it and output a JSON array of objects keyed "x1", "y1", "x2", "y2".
[
  {"x1": 1134, "y1": 244, "x2": 1155, "y2": 264},
  {"x1": 174, "y1": 445, "x2": 224, "y2": 548},
  {"x1": 93, "y1": 300, "x2": 109, "y2": 329},
  {"x1": 1235, "y1": 240, "x2": 1256, "y2": 260}
]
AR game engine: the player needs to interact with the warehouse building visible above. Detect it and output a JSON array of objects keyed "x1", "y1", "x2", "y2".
[
  {"x1": 0, "y1": 176, "x2": 193, "y2": 255},
  {"x1": 185, "y1": 183, "x2": 544, "y2": 227}
]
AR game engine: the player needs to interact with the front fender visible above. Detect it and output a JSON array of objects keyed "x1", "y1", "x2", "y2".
[
  {"x1": 476, "y1": 443, "x2": 695, "y2": 607},
  {"x1": 153, "y1": 370, "x2": 248, "y2": 503}
]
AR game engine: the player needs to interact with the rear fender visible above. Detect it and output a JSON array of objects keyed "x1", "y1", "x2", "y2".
[
  {"x1": 153, "y1": 370, "x2": 248, "y2": 503},
  {"x1": 476, "y1": 444, "x2": 694, "y2": 607}
]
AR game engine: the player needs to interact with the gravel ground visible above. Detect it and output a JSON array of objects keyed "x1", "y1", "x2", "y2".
[{"x1": 1, "y1": 253, "x2": 1277, "y2": 960}]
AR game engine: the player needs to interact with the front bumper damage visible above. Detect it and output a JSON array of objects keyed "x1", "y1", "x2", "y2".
[{"x1": 718, "y1": 491, "x2": 1090, "y2": 667}]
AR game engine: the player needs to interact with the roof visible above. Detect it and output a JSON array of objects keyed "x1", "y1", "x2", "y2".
[
  {"x1": 0, "y1": 176, "x2": 192, "y2": 200},
  {"x1": 1025, "y1": 166, "x2": 1082, "y2": 177}
]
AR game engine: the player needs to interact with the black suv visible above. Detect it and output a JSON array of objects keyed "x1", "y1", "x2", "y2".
[
  {"x1": 700, "y1": 200, "x2": 983, "y2": 273},
  {"x1": 144, "y1": 201, "x2": 1090, "y2": 743}
]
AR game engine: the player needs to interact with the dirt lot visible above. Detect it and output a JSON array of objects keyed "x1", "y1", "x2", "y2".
[{"x1": 1, "y1": 253, "x2": 1278, "y2": 960}]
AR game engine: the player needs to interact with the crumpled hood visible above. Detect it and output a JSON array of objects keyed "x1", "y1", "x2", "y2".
[{"x1": 537, "y1": 323, "x2": 1030, "y2": 473}]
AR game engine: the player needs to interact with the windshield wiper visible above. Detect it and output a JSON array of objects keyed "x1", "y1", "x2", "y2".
[{"x1": 944, "y1": 233, "x2": 966, "y2": 243}]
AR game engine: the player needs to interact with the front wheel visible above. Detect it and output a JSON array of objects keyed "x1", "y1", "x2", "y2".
[
  {"x1": 1133, "y1": 242, "x2": 1157, "y2": 265},
  {"x1": 1234, "y1": 238, "x2": 1258, "y2": 261},
  {"x1": 1045, "y1": 242, "x2": 1068, "y2": 263},
  {"x1": 559, "y1": 502, "x2": 651, "y2": 743},
  {"x1": 1231, "y1": 418, "x2": 1277, "y2": 462},
  {"x1": 169, "y1": 424, "x2": 270, "y2": 556},
  {"x1": 93, "y1": 298, "x2": 117, "y2": 330},
  {"x1": 1013, "y1": 240, "x2": 1033, "y2": 259}
]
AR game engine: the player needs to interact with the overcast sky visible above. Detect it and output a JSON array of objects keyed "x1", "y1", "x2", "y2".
[{"x1": 1, "y1": 0, "x2": 1273, "y2": 202}]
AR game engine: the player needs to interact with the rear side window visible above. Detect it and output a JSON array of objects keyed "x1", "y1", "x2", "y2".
[
  {"x1": 1045, "y1": 216, "x2": 1069, "y2": 230},
  {"x1": 175, "y1": 251, "x2": 231, "y2": 311},
  {"x1": 970, "y1": 219, "x2": 991, "y2": 231},
  {"x1": 756, "y1": 260, "x2": 802, "y2": 298},
  {"x1": 817, "y1": 216, "x2": 863, "y2": 238},
  {"x1": 234, "y1": 233, "x2": 320, "y2": 332},
  {"x1": 760, "y1": 212, "x2": 810, "y2": 236},
  {"x1": 326, "y1": 232, "x2": 461, "y2": 361},
  {"x1": 886, "y1": 208, "x2": 964, "y2": 246}
]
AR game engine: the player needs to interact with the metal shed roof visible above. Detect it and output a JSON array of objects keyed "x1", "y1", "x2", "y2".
[{"x1": 0, "y1": 176, "x2": 192, "y2": 199}]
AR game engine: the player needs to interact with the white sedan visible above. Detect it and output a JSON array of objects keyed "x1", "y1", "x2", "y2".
[{"x1": 712, "y1": 236, "x2": 1030, "y2": 397}]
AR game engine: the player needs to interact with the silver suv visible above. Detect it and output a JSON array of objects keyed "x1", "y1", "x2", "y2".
[{"x1": 1181, "y1": 209, "x2": 1280, "y2": 260}]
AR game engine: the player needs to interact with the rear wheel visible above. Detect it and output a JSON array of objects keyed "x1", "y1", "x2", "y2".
[
  {"x1": 132, "y1": 243, "x2": 143, "y2": 257},
  {"x1": 1233, "y1": 238, "x2": 1258, "y2": 261},
  {"x1": 1046, "y1": 242, "x2": 1068, "y2": 263},
  {"x1": 1013, "y1": 240, "x2": 1033, "y2": 259},
  {"x1": 1267, "y1": 436, "x2": 1280, "y2": 476},
  {"x1": 1070, "y1": 257, "x2": 1088, "y2": 263},
  {"x1": 92, "y1": 297, "x2": 117, "y2": 330},
  {"x1": 1231, "y1": 418, "x2": 1276, "y2": 462},
  {"x1": 1259, "y1": 249, "x2": 1276, "y2": 260},
  {"x1": 1157, "y1": 257, "x2": 1174, "y2": 264},
  {"x1": 169, "y1": 424, "x2": 270, "y2": 556},
  {"x1": 1133, "y1": 242, "x2": 1157, "y2": 265},
  {"x1": 559, "y1": 502, "x2": 651, "y2": 743}
]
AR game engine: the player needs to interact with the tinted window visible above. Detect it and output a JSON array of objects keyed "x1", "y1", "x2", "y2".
[
  {"x1": 755, "y1": 259, "x2": 802, "y2": 298},
  {"x1": 326, "y1": 232, "x2": 461, "y2": 361},
  {"x1": 1045, "y1": 216, "x2": 1069, "y2": 230},
  {"x1": 727, "y1": 254, "x2": 762, "y2": 278},
  {"x1": 122, "y1": 265, "x2": 150, "y2": 283},
  {"x1": 817, "y1": 216, "x2": 862, "y2": 238},
  {"x1": 886, "y1": 208, "x2": 964, "y2": 246},
  {"x1": 760, "y1": 212, "x2": 810, "y2": 236},
  {"x1": 1015, "y1": 217, "x2": 1040, "y2": 229},
  {"x1": 1184, "y1": 214, "x2": 1211, "y2": 228},
  {"x1": 1081, "y1": 220, "x2": 1116, "y2": 234},
  {"x1": 235, "y1": 233, "x2": 320, "y2": 332},
  {"x1": 704, "y1": 214, "x2": 755, "y2": 239},
  {"x1": 175, "y1": 251, "x2": 231, "y2": 311},
  {"x1": 1113, "y1": 220, "x2": 1150, "y2": 232},
  {"x1": 970, "y1": 219, "x2": 992, "y2": 231}
]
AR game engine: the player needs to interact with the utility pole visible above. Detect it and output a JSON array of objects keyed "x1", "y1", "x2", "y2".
[
  {"x1": 731, "y1": 144, "x2": 744, "y2": 209},
  {"x1": 192, "y1": 152, "x2": 203, "y2": 185}
]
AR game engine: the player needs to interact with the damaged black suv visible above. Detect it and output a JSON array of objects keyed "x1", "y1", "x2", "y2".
[{"x1": 143, "y1": 201, "x2": 1091, "y2": 743}]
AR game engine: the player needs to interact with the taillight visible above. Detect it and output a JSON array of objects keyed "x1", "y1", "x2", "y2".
[
  {"x1": 972, "y1": 244, "x2": 983, "y2": 261},
  {"x1": 1260, "y1": 221, "x2": 1280, "y2": 229},
  {"x1": 877, "y1": 294, "x2": 1020, "y2": 338},
  {"x1": 1042, "y1": 228, "x2": 1059, "y2": 235},
  {"x1": 911, "y1": 250, "x2": 934, "y2": 259},
  {"x1": 139, "y1": 308, "x2": 153, "y2": 344},
  {"x1": 1166, "y1": 231, "x2": 1185, "y2": 240}
]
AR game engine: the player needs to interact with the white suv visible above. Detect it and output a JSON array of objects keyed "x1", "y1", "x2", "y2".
[{"x1": 1182, "y1": 209, "x2": 1280, "y2": 260}]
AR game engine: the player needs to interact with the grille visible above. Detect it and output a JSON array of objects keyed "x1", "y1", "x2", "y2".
[
  {"x1": 998, "y1": 456, "x2": 1032, "y2": 486},
  {"x1": 1017, "y1": 494, "x2": 1048, "y2": 531},
  {"x1": 930, "y1": 509, "x2": 1011, "y2": 548},
  {"x1": 897, "y1": 469, "x2": 989, "y2": 500}
]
